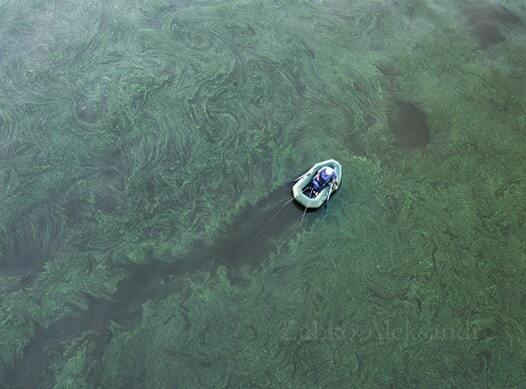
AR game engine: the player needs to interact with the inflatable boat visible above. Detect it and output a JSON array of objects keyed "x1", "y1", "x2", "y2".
[{"x1": 292, "y1": 159, "x2": 342, "y2": 209}]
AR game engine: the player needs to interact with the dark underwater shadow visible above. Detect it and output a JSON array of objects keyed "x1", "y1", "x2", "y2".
[
  {"x1": 4, "y1": 178, "x2": 327, "y2": 387},
  {"x1": 464, "y1": 4, "x2": 522, "y2": 48},
  {"x1": 104, "y1": 181, "x2": 324, "y2": 322},
  {"x1": 388, "y1": 99, "x2": 431, "y2": 148}
]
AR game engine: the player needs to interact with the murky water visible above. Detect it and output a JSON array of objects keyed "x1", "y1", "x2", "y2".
[
  {"x1": 1, "y1": 0, "x2": 525, "y2": 387},
  {"x1": 465, "y1": 4, "x2": 522, "y2": 47},
  {"x1": 389, "y1": 100, "x2": 430, "y2": 148},
  {"x1": 5, "y1": 181, "x2": 314, "y2": 386}
]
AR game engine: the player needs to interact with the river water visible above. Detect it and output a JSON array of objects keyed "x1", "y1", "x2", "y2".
[{"x1": 1, "y1": 0, "x2": 525, "y2": 387}]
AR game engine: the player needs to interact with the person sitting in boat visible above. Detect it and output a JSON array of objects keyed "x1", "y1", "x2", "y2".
[{"x1": 311, "y1": 166, "x2": 338, "y2": 196}]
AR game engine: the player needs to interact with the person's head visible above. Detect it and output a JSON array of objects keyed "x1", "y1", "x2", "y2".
[{"x1": 324, "y1": 167, "x2": 334, "y2": 175}]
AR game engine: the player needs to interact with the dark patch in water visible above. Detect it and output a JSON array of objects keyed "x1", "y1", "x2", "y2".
[
  {"x1": 4, "y1": 181, "x2": 320, "y2": 386},
  {"x1": 492, "y1": 5, "x2": 522, "y2": 25},
  {"x1": 465, "y1": 5, "x2": 521, "y2": 48},
  {"x1": 364, "y1": 113, "x2": 376, "y2": 129},
  {"x1": 376, "y1": 63, "x2": 401, "y2": 77},
  {"x1": 213, "y1": 185, "x2": 306, "y2": 267},
  {"x1": 102, "y1": 183, "x2": 313, "y2": 326},
  {"x1": 2, "y1": 314, "x2": 84, "y2": 388},
  {"x1": 389, "y1": 100, "x2": 430, "y2": 148},
  {"x1": 74, "y1": 93, "x2": 108, "y2": 124},
  {"x1": 0, "y1": 216, "x2": 63, "y2": 275},
  {"x1": 75, "y1": 103, "x2": 99, "y2": 123}
]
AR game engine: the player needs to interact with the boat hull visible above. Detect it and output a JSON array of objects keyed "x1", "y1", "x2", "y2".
[{"x1": 292, "y1": 159, "x2": 342, "y2": 209}]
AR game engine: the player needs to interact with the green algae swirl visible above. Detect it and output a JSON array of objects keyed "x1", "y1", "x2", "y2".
[{"x1": 1, "y1": 0, "x2": 526, "y2": 387}]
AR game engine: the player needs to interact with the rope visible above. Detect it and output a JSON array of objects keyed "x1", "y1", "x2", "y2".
[{"x1": 244, "y1": 197, "x2": 295, "y2": 248}]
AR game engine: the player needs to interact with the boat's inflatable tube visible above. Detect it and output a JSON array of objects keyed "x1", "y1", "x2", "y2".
[{"x1": 292, "y1": 159, "x2": 342, "y2": 209}]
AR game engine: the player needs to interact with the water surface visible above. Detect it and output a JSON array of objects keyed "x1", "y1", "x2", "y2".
[{"x1": 1, "y1": 0, "x2": 525, "y2": 387}]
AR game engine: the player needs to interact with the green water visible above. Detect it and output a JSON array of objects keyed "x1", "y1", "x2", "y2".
[{"x1": 1, "y1": 0, "x2": 525, "y2": 387}]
